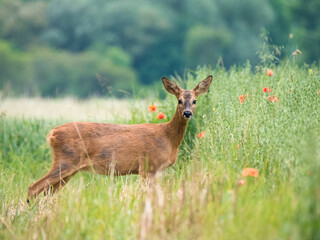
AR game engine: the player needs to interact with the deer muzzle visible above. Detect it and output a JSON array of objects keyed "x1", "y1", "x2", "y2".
[{"x1": 183, "y1": 111, "x2": 192, "y2": 119}]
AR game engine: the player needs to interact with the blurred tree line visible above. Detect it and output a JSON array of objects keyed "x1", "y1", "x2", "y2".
[{"x1": 0, "y1": 0, "x2": 319, "y2": 97}]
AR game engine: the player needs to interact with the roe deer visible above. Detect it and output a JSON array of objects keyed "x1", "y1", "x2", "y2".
[{"x1": 27, "y1": 76, "x2": 212, "y2": 201}]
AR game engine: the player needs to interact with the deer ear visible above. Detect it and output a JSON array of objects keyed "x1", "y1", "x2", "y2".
[
  {"x1": 192, "y1": 75, "x2": 213, "y2": 97},
  {"x1": 162, "y1": 77, "x2": 182, "y2": 97}
]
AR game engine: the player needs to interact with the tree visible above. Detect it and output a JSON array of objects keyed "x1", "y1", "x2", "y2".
[
  {"x1": 184, "y1": 25, "x2": 232, "y2": 68},
  {"x1": 0, "y1": 40, "x2": 34, "y2": 94},
  {"x1": 290, "y1": 0, "x2": 320, "y2": 63},
  {"x1": 0, "y1": 0, "x2": 47, "y2": 48},
  {"x1": 31, "y1": 46, "x2": 137, "y2": 98}
]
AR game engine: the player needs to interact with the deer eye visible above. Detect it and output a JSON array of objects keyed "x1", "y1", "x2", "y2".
[
  {"x1": 178, "y1": 99, "x2": 183, "y2": 104},
  {"x1": 193, "y1": 100, "x2": 197, "y2": 104}
]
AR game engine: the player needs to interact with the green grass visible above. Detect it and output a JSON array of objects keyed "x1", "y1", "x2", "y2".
[{"x1": 0, "y1": 62, "x2": 319, "y2": 239}]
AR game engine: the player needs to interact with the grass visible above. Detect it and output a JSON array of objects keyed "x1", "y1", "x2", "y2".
[{"x1": 0, "y1": 62, "x2": 319, "y2": 239}]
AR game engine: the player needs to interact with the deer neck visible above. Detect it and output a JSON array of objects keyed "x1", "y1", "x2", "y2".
[{"x1": 166, "y1": 106, "x2": 189, "y2": 148}]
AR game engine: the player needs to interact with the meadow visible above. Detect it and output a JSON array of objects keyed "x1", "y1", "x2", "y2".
[{"x1": 0, "y1": 63, "x2": 319, "y2": 240}]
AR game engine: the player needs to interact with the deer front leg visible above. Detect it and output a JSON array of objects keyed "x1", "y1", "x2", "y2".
[{"x1": 138, "y1": 156, "x2": 156, "y2": 179}]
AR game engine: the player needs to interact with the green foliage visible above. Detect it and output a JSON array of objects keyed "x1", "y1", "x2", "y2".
[
  {"x1": 0, "y1": 63, "x2": 319, "y2": 239},
  {"x1": 104, "y1": 46, "x2": 132, "y2": 67},
  {"x1": 0, "y1": 0, "x2": 47, "y2": 48},
  {"x1": 31, "y1": 47, "x2": 137, "y2": 97},
  {"x1": 43, "y1": 0, "x2": 175, "y2": 55},
  {"x1": 257, "y1": 29, "x2": 284, "y2": 65},
  {"x1": 0, "y1": 43, "x2": 137, "y2": 97},
  {"x1": 185, "y1": 25, "x2": 232, "y2": 68},
  {"x1": 0, "y1": 40, "x2": 35, "y2": 95},
  {"x1": 0, "y1": 0, "x2": 319, "y2": 97},
  {"x1": 290, "y1": 0, "x2": 320, "y2": 64}
]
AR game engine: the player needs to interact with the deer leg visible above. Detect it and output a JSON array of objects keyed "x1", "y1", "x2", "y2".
[
  {"x1": 49, "y1": 172, "x2": 77, "y2": 194},
  {"x1": 139, "y1": 157, "x2": 153, "y2": 178},
  {"x1": 27, "y1": 162, "x2": 77, "y2": 201}
]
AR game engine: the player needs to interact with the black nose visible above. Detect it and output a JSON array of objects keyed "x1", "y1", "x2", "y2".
[{"x1": 183, "y1": 111, "x2": 192, "y2": 118}]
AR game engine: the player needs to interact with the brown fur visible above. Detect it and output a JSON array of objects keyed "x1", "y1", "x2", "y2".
[{"x1": 27, "y1": 76, "x2": 212, "y2": 200}]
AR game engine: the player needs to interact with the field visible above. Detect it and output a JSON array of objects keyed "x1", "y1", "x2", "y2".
[{"x1": 0, "y1": 63, "x2": 319, "y2": 239}]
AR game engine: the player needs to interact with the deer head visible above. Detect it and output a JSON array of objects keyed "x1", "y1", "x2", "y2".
[{"x1": 162, "y1": 75, "x2": 213, "y2": 119}]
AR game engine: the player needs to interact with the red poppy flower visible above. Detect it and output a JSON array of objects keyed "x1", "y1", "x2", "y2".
[
  {"x1": 271, "y1": 96, "x2": 278, "y2": 103},
  {"x1": 266, "y1": 95, "x2": 278, "y2": 103},
  {"x1": 197, "y1": 131, "x2": 206, "y2": 138},
  {"x1": 157, "y1": 112, "x2": 166, "y2": 119},
  {"x1": 148, "y1": 104, "x2": 157, "y2": 112},
  {"x1": 242, "y1": 168, "x2": 259, "y2": 178},
  {"x1": 267, "y1": 69, "x2": 273, "y2": 76},
  {"x1": 263, "y1": 87, "x2": 272, "y2": 93},
  {"x1": 239, "y1": 94, "x2": 248, "y2": 104}
]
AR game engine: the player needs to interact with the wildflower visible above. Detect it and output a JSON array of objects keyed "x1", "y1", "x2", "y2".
[
  {"x1": 148, "y1": 104, "x2": 157, "y2": 112},
  {"x1": 242, "y1": 168, "x2": 259, "y2": 178},
  {"x1": 309, "y1": 69, "x2": 313, "y2": 75},
  {"x1": 236, "y1": 144, "x2": 241, "y2": 149},
  {"x1": 267, "y1": 95, "x2": 278, "y2": 103},
  {"x1": 197, "y1": 131, "x2": 206, "y2": 138},
  {"x1": 289, "y1": 33, "x2": 293, "y2": 39},
  {"x1": 157, "y1": 112, "x2": 165, "y2": 119},
  {"x1": 212, "y1": 107, "x2": 216, "y2": 111},
  {"x1": 238, "y1": 179, "x2": 245, "y2": 186},
  {"x1": 263, "y1": 87, "x2": 272, "y2": 93},
  {"x1": 239, "y1": 94, "x2": 249, "y2": 104},
  {"x1": 239, "y1": 96, "x2": 244, "y2": 104},
  {"x1": 271, "y1": 96, "x2": 278, "y2": 103},
  {"x1": 317, "y1": 90, "x2": 320, "y2": 94},
  {"x1": 292, "y1": 49, "x2": 302, "y2": 55},
  {"x1": 267, "y1": 69, "x2": 273, "y2": 76}
]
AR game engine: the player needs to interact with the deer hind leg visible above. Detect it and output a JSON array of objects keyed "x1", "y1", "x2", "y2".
[
  {"x1": 27, "y1": 162, "x2": 77, "y2": 201},
  {"x1": 48, "y1": 172, "x2": 77, "y2": 195}
]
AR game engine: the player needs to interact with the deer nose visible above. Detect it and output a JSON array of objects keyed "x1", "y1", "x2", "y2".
[{"x1": 183, "y1": 111, "x2": 192, "y2": 118}]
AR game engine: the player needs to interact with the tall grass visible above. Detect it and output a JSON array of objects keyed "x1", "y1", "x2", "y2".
[{"x1": 0, "y1": 62, "x2": 319, "y2": 239}]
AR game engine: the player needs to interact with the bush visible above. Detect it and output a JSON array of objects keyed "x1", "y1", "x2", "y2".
[
  {"x1": 30, "y1": 46, "x2": 137, "y2": 98},
  {"x1": 0, "y1": 40, "x2": 35, "y2": 95},
  {"x1": 184, "y1": 25, "x2": 233, "y2": 68}
]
